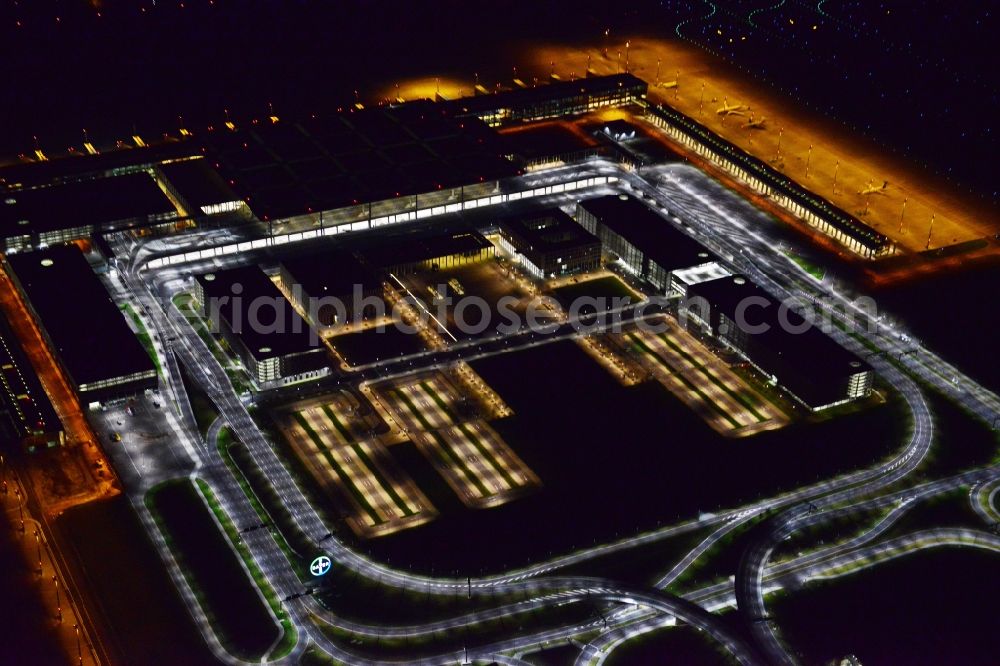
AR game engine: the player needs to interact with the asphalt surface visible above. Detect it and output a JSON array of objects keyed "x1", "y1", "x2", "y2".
[{"x1": 83, "y1": 154, "x2": 1000, "y2": 665}]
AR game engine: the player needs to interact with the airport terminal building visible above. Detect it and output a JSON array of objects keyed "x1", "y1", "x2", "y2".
[
  {"x1": 684, "y1": 274, "x2": 873, "y2": 410},
  {"x1": 644, "y1": 104, "x2": 895, "y2": 259},
  {"x1": 5, "y1": 245, "x2": 157, "y2": 407},
  {"x1": 193, "y1": 266, "x2": 330, "y2": 385}
]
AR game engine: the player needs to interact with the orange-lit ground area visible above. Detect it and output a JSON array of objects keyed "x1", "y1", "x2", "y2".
[
  {"x1": 375, "y1": 371, "x2": 538, "y2": 509},
  {"x1": 613, "y1": 320, "x2": 788, "y2": 437},
  {"x1": 0, "y1": 469, "x2": 102, "y2": 666},
  {"x1": 275, "y1": 392, "x2": 437, "y2": 539},
  {"x1": 0, "y1": 260, "x2": 113, "y2": 666},
  {"x1": 530, "y1": 38, "x2": 999, "y2": 256},
  {"x1": 384, "y1": 39, "x2": 997, "y2": 272},
  {"x1": 0, "y1": 266, "x2": 118, "y2": 515}
]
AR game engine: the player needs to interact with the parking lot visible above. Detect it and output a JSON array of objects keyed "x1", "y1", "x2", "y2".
[{"x1": 275, "y1": 391, "x2": 437, "y2": 538}]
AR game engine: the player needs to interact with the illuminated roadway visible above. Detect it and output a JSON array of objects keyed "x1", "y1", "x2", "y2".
[{"x1": 96, "y1": 155, "x2": 1000, "y2": 664}]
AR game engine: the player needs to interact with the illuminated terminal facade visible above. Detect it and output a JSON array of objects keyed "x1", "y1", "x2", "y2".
[
  {"x1": 685, "y1": 274, "x2": 873, "y2": 410},
  {"x1": 5, "y1": 245, "x2": 157, "y2": 407},
  {"x1": 154, "y1": 158, "x2": 245, "y2": 217},
  {"x1": 193, "y1": 266, "x2": 330, "y2": 385},
  {"x1": 359, "y1": 229, "x2": 495, "y2": 276}
]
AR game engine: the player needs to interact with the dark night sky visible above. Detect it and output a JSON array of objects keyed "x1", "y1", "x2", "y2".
[{"x1": 1, "y1": 0, "x2": 997, "y2": 201}]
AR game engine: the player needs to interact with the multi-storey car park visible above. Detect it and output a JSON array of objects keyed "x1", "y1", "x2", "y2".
[
  {"x1": 276, "y1": 247, "x2": 383, "y2": 328},
  {"x1": 192, "y1": 265, "x2": 330, "y2": 386},
  {"x1": 0, "y1": 171, "x2": 179, "y2": 252},
  {"x1": 685, "y1": 273, "x2": 874, "y2": 411},
  {"x1": 5, "y1": 244, "x2": 157, "y2": 408},
  {"x1": 0, "y1": 70, "x2": 993, "y2": 666},
  {"x1": 153, "y1": 158, "x2": 245, "y2": 218},
  {"x1": 576, "y1": 193, "x2": 719, "y2": 294}
]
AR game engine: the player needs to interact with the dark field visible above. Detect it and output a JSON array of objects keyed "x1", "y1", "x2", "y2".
[
  {"x1": 148, "y1": 480, "x2": 278, "y2": 659},
  {"x1": 605, "y1": 625, "x2": 730, "y2": 665},
  {"x1": 550, "y1": 275, "x2": 638, "y2": 314},
  {"x1": 329, "y1": 324, "x2": 426, "y2": 366},
  {"x1": 773, "y1": 548, "x2": 1000, "y2": 665},
  {"x1": 363, "y1": 339, "x2": 903, "y2": 573},
  {"x1": 55, "y1": 495, "x2": 217, "y2": 666},
  {"x1": 0, "y1": 505, "x2": 65, "y2": 666},
  {"x1": 874, "y1": 260, "x2": 1000, "y2": 396},
  {"x1": 919, "y1": 389, "x2": 998, "y2": 476}
]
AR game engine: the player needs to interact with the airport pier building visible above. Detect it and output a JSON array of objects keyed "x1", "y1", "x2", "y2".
[
  {"x1": 193, "y1": 266, "x2": 330, "y2": 386},
  {"x1": 5, "y1": 245, "x2": 158, "y2": 407},
  {"x1": 496, "y1": 208, "x2": 601, "y2": 279},
  {"x1": 684, "y1": 274, "x2": 873, "y2": 410},
  {"x1": 643, "y1": 103, "x2": 895, "y2": 259},
  {"x1": 576, "y1": 194, "x2": 718, "y2": 294},
  {"x1": 447, "y1": 74, "x2": 648, "y2": 127}
]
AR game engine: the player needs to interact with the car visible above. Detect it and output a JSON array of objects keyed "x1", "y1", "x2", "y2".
[{"x1": 110, "y1": 432, "x2": 122, "y2": 443}]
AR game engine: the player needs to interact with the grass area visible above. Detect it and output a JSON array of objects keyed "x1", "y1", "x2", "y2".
[
  {"x1": 146, "y1": 479, "x2": 280, "y2": 660},
  {"x1": 916, "y1": 389, "x2": 999, "y2": 477},
  {"x1": 879, "y1": 488, "x2": 980, "y2": 540},
  {"x1": 54, "y1": 496, "x2": 218, "y2": 666},
  {"x1": 772, "y1": 549, "x2": 1000, "y2": 665},
  {"x1": 783, "y1": 251, "x2": 827, "y2": 281},
  {"x1": 551, "y1": 275, "x2": 639, "y2": 312},
  {"x1": 195, "y1": 478, "x2": 297, "y2": 659},
  {"x1": 120, "y1": 303, "x2": 162, "y2": 375},
  {"x1": 177, "y1": 361, "x2": 218, "y2": 437}
]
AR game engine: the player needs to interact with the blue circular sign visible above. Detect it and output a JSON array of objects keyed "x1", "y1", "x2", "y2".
[{"x1": 310, "y1": 555, "x2": 332, "y2": 577}]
